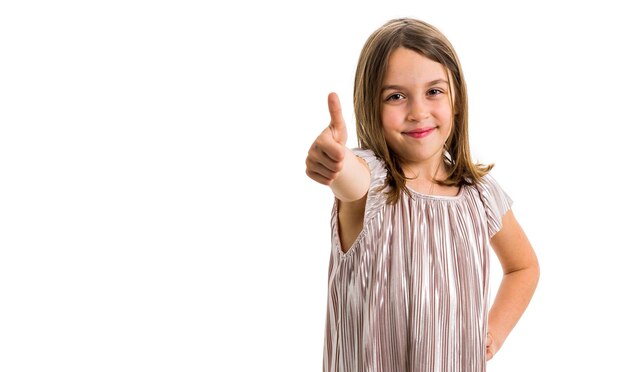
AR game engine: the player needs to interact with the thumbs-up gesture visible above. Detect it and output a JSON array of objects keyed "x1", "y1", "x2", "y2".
[{"x1": 306, "y1": 93, "x2": 348, "y2": 185}]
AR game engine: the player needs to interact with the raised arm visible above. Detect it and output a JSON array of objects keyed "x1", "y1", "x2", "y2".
[
  {"x1": 486, "y1": 209, "x2": 540, "y2": 360},
  {"x1": 305, "y1": 92, "x2": 370, "y2": 202}
]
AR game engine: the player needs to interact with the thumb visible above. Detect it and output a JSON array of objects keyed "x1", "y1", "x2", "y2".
[{"x1": 328, "y1": 92, "x2": 348, "y2": 145}]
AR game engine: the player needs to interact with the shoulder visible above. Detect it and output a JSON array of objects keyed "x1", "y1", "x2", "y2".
[
  {"x1": 350, "y1": 148, "x2": 390, "y2": 215},
  {"x1": 471, "y1": 172, "x2": 514, "y2": 238},
  {"x1": 474, "y1": 173, "x2": 508, "y2": 198},
  {"x1": 352, "y1": 148, "x2": 381, "y2": 166},
  {"x1": 351, "y1": 148, "x2": 387, "y2": 180},
  {"x1": 476, "y1": 172, "x2": 501, "y2": 191}
]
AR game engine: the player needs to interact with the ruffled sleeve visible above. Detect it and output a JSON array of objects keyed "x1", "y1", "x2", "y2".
[
  {"x1": 476, "y1": 173, "x2": 513, "y2": 238},
  {"x1": 351, "y1": 148, "x2": 389, "y2": 222}
]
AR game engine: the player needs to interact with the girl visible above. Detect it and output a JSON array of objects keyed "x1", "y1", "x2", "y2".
[{"x1": 305, "y1": 18, "x2": 539, "y2": 371}]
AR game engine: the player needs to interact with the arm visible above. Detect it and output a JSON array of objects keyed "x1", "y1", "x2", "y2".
[
  {"x1": 486, "y1": 209, "x2": 540, "y2": 360},
  {"x1": 329, "y1": 149, "x2": 370, "y2": 202},
  {"x1": 305, "y1": 93, "x2": 371, "y2": 252},
  {"x1": 305, "y1": 92, "x2": 370, "y2": 202}
]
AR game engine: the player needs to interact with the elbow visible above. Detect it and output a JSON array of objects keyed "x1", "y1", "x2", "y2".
[
  {"x1": 522, "y1": 255, "x2": 541, "y2": 291},
  {"x1": 503, "y1": 255, "x2": 540, "y2": 289},
  {"x1": 527, "y1": 259, "x2": 540, "y2": 291}
]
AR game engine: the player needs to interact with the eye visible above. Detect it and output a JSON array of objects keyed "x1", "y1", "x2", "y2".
[
  {"x1": 427, "y1": 88, "x2": 444, "y2": 96},
  {"x1": 385, "y1": 93, "x2": 405, "y2": 102}
]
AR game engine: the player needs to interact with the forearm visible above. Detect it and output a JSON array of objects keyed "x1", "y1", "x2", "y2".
[
  {"x1": 488, "y1": 264, "x2": 540, "y2": 348},
  {"x1": 330, "y1": 149, "x2": 370, "y2": 202}
]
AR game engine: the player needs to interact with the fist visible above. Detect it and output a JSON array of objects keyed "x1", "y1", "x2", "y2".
[{"x1": 305, "y1": 92, "x2": 348, "y2": 185}]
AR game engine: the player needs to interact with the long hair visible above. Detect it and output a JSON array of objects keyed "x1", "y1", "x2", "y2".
[{"x1": 354, "y1": 18, "x2": 493, "y2": 204}]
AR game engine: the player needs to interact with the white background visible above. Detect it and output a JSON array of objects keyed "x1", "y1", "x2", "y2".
[{"x1": 1, "y1": 1, "x2": 624, "y2": 371}]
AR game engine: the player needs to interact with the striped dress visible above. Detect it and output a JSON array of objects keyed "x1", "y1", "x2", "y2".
[{"x1": 323, "y1": 149, "x2": 512, "y2": 372}]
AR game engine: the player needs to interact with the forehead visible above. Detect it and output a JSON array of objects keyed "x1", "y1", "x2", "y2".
[{"x1": 383, "y1": 47, "x2": 448, "y2": 83}]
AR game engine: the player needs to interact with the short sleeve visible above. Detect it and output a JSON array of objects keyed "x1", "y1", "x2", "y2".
[
  {"x1": 351, "y1": 148, "x2": 389, "y2": 222},
  {"x1": 476, "y1": 173, "x2": 514, "y2": 238}
]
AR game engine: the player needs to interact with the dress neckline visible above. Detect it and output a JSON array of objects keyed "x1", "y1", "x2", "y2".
[{"x1": 406, "y1": 183, "x2": 466, "y2": 200}]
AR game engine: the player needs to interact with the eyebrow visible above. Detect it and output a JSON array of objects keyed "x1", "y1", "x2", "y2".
[{"x1": 381, "y1": 79, "x2": 450, "y2": 91}]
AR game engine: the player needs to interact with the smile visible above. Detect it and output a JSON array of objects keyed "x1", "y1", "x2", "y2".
[{"x1": 404, "y1": 127, "x2": 436, "y2": 139}]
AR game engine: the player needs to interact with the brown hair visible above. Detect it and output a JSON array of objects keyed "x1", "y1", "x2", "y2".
[{"x1": 353, "y1": 18, "x2": 493, "y2": 204}]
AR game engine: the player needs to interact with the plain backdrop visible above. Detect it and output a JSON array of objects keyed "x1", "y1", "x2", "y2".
[{"x1": 1, "y1": 1, "x2": 625, "y2": 371}]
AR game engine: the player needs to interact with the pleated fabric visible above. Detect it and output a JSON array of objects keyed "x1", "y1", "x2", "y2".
[{"x1": 323, "y1": 149, "x2": 512, "y2": 372}]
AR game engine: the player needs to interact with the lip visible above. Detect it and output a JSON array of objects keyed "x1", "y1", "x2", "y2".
[{"x1": 403, "y1": 127, "x2": 436, "y2": 139}]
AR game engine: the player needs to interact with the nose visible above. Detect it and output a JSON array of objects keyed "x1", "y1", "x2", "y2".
[{"x1": 407, "y1": 96, "x2": 429, "y2": 122}]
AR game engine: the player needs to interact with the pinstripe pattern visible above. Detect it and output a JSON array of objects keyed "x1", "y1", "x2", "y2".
[{"x1": 323, "y1": 149, "x2": 512, "y2": 372}]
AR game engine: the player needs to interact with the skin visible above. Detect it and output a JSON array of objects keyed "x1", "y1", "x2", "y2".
[
  {"x1": 380, "y1": 47, "x2": 458, "y2": 196},
  {"x1": 305, "y1": 47, "x2": 539, "y2": 361}
]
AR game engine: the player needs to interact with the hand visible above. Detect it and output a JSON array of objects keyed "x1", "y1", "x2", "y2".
[
  {"x1": 486, "y1": 331, "x2": 500, "y2": 361},
  {"x1": 305, "y1": 92, "x2": 348, "y2": 185}
]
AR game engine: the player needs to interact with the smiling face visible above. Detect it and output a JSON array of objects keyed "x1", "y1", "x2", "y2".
[{"x1": 380, "y1": 47, "x2": 454, "y2": 172}]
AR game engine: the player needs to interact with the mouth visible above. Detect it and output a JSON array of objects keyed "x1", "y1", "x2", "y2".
[{"x1": 403, "y1": 127, "x2": 436, "y2": 139}]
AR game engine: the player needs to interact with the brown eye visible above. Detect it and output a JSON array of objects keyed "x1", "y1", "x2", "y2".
[
  {"x1": 427, "y1": 88, "x2": 444, "y2": 96},
  {"x1": 385, "y1": 93, "x2": 405, "y2": 102}
]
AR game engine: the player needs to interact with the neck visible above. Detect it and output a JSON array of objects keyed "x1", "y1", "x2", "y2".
[
  {"x1": 403, "y1": 159, "x2": 448, "y2": 196},
  {"x1": 403, "y1": 157, "x2": 446, "y2": 182}
]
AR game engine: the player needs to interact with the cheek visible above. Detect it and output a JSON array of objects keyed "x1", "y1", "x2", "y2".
[
  {"x1": 381, "y1": 107, "x2": 403, "y2": 129},
  {"x1": 431, "y1": 106, "x2": 454, "y2": 142},
  {"x1": 435, "y1": 107, "x2": 454, "y2": 129}
]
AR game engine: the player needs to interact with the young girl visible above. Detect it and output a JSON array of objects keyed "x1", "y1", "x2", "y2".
[{"x1": 305, "y1": 18, "x2": 539, "y2": 371}]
